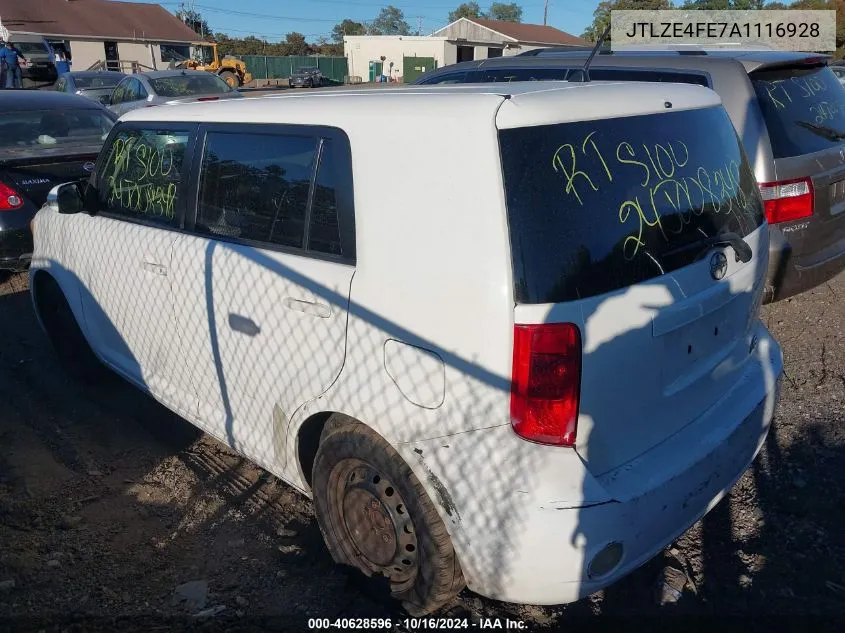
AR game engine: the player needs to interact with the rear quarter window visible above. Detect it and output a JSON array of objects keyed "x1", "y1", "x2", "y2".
[
  {"x1": 499, "y1": 106, "x2": 764, "y2": 303},
  {"x1": 751, "y1": 65, "x2": 845, "y2": 158}
]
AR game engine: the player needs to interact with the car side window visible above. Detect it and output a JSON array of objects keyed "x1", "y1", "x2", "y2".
[
  {"x1": 136, "y1": 80, "x2": 149, "y2": 99},
  {"x1": 196, "y1": 130, "x2": 347, "y2": 257},
  {"x1": 584, "y1": 69, "x2": 710, "y2": 87},
  {"x1": 124, "y1": 79, "x2": 141, "y2": 102},
  {"x1": 196, "y1": 132, "x2": 318, "y2": 249},
  {"x1": 111, "y1": 79, "x2": 129, "y2": 104},
  {"x1": 479, "y1": 68, "x2": 568, "y2": 82},
  {"x1": 420, "y1": 71, "x2": 468, "y2": 84},
  {"x1": 307, "y1": 139, "x2": 342, "y2": 256},
  {"x1": 96, "y1": 128, "x2": 190, "y2": 228}
]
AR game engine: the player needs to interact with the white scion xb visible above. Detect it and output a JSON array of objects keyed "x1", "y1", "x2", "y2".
[{"x1": 30, "y1": 82, "x2": 783, "y2": 614}]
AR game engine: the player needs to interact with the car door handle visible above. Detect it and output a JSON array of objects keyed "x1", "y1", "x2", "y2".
[
  {"x1": 282, "y1": 297, "x2": 332, "y2": 318},
  {"x1": 142, "y1": 261, "x2": 168, "y2": 276},
  {"x1": 228, "y1": 313, "x2": 261, "y2": 337}
]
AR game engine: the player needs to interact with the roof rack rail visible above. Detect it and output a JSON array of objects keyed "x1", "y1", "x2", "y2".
[
  {"x1": 517, "y1": 45, "x2": 607, "y2": 57},
  {"x1": 522, "y1": 42, "x2": 778, "y2": 58}
]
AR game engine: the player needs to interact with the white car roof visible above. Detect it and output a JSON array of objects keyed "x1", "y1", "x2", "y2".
[{"x1": 120, "y1": 81, "x2": 722, "y2": 130}]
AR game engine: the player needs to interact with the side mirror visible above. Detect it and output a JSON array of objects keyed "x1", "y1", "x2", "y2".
[
  {"x1": 45, "y1": 183, "x2": 84, "y2": 215},
  {"x1": 83, "y1": 184, "x2": 99, "y2": 215}
]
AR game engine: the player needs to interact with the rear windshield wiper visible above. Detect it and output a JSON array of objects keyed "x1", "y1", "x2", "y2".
[
  {"x1": 795, "y1": 120, "x2": 845, "y2": 141},
  {"x1": 663, "y1": 231, "x2": 753, "y2": 264}
]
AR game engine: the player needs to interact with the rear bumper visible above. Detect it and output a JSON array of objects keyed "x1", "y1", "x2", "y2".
[
  {"x1": 766, "y1": 225, "x2": 845, "y2": 302},
  {"x1": 0, "y1": 227, "x2": 33, "y2": 271},
  {"x1": 398, "y1": 328, "x2": 783, "y2": 605}
]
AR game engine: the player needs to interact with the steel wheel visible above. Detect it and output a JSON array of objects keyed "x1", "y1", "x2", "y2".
[
  {"x1": 312, "y1": 419, "x2": 465, "y2": 615},
  {"x1": 329, "y1": 459, "x2": 418, "y2": 590}
]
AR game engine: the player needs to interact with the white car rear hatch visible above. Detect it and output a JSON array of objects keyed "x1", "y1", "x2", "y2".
[{"x1": 497, "y1": 83, "x2": 770, "y2": 480}]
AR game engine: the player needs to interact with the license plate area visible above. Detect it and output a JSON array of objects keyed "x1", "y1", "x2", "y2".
[{"x1": 659, "y1": 299, "x2": 743, "y2": 394}]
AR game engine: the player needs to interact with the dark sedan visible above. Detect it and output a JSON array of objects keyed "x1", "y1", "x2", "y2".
[
  {"x1": 0, "y1": 91, "x2": 115, "y2": 272},
  {"x1": 54, "y1": 71, "x2": 127, "y2": 106},
  {"x1": 289, "y1": 67, "x2": 325, "y2": 88}
]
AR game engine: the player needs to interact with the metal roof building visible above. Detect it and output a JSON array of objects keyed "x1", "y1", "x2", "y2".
[{"x1": 345, "y1": 17, "x2": 589, "y2": 83}]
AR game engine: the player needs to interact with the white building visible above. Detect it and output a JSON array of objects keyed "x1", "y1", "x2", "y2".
[
  {"x1": 0, "y1": 0, "x2": 200, "y2": 72},
  {"x1": 345, "y1": 17, "x2": 591, "y2": 83}
]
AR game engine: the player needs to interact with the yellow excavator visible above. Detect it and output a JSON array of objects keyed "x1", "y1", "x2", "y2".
[{"x1": 174, "y1": 41, "x2": 252, "y2": 88}]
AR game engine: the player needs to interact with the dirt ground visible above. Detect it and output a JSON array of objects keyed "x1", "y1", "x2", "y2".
[{"x1": 0, "y1": 270, "x2": 843, "y2": 632}]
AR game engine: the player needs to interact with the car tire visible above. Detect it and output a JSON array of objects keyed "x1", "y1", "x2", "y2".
[
  {"x1": 35, "y1": 276, "x2": 106, "y2": 383},
  {"x1": 312, "y1": 419, "x2": 465, "y2": 616},
  {"x1": 219, "y1": 70, "x2": 238, "y2": 88}
]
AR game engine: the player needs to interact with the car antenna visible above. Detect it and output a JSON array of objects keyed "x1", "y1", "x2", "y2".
[{"x1": 570, "y1": 23, "x2": 611, "y2": 83}]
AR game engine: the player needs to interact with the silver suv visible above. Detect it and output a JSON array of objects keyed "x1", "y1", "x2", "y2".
[{"x1": 416, "y1": 50, "x2": 845, "y2": 302}]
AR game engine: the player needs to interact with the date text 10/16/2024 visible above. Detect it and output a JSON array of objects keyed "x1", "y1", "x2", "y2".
[{"x1": 307, "y1": 617, "x2": 528, "y2": 630}]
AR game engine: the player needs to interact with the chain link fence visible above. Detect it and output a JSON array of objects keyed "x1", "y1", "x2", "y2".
[{"x1": 236, "y1": 56, "x2": 349, "y2": 85}]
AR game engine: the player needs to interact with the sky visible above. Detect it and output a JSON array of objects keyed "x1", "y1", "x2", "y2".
[{"x1": 129, "y1": 0, "x2": 604, "y2": 42}]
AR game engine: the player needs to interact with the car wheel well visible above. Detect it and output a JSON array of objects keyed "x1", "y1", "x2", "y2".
[
  {"x1": 296, "y1": 411, "x2": 358, "y2": 489},
  {"x1": 31, "y1": 270, "x2": 59, "y2": 320}
]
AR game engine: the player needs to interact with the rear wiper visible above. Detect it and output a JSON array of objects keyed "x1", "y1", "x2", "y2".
[
  {"x1": 795, "y1": 120, "x2": 845, "y2": 141},
  {"x1": 663, "y1": 231, "x2": 753, "y2": 264}
]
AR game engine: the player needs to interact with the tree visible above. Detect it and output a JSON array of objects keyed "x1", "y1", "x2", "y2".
[
  {"x1": 369, "y1": 5, "x2": 411, "y2": 35},
  {"x1": 787, "y1": 0, "x2": 831, "y2": 7},
  {"x1": 448, "y1": 2, "x2": 483, "y2": 22},
  {"x1": 280, "y1": 32, "x2": 310, "y2": 56},
  {"x1": 680, "y1": 0, "x2": 764, "y2": 8},
  {"x1": 581, "y1": 0, "x2": 672, "y2": 41},
  {"x1": 332, "y1": 19, "x2": 367, "y2": 42},
  {"x1": 487, "y1": 2, "x2": 523, "y2": 22},
  {"x1": 176, "y1": 8, "x2": 212, "y2": 39}
]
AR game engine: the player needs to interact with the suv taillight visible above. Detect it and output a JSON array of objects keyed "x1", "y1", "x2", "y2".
[
  {"x1": 0, "y1": 183, "x2": 24, "y2": 211},
  {"x1": 758, "y1": 177, "x2": 814, "y2": 224},
  {"x1": 510, "y1": 323, "x2": 582, "y2": 447}
]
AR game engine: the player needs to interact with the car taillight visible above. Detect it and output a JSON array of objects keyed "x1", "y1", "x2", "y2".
[
  {"x1": 0, "y1": 182, "x2": 24, "y2": 211},
  {"x1": 510, "y1": 322, "x2": 582, "y2": 447},
  {"x1": 758, "y1": 177, "x2": 814, "y2": 224}
]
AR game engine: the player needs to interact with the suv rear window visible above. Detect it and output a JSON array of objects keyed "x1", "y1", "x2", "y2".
[
  {"x1": 499, "y1": 106, "x2": 764, "y2": 303},
  {"x1": 751, "y1": 64, "x2": 845, "y2": 159}
]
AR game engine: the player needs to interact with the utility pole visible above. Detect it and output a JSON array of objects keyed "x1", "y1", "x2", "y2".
[
  {"x1": 543, "y1": 0, "x2": 549, "y2": 26},
  {"x1": 417, "y1": 16, "x2": 423, "y2": 36}
]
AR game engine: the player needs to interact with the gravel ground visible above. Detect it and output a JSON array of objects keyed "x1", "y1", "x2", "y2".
[{"x1": 0, "y1": 270, "x2": 842, "y2": 632}]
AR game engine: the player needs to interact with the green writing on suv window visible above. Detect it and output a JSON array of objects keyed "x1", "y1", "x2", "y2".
[{"x1": 99, "y1": 129, "x2": 189, "y2": 225}]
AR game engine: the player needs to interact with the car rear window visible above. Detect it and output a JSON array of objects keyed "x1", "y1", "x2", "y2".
[
  {"x1": 751, "y1": 64, "x2": 845, "y2": 159},
  {"x1": 0, "y1": 109, "x2": 114, "y2": 149},
  {"x1": 499, "y1": 106, "x2": 764, "y2": 304},
  {"x1": 74, "y1": 75, "x2": 122, "y2": 89},
  {"x1": 149, "y1": 74, "x2": 232, "y2": 97},
  {"x1": 12, "y1": 42, "x2": 47, "y2": 55}
]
